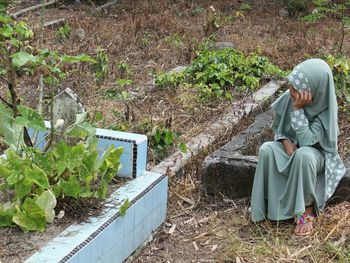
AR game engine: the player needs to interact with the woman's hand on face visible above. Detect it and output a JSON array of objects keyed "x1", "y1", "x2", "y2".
[
  {"x1": 292, "y1": 90, "x2": 312, "y2": 110},
  {"x1": 281, "y1": 139, "x2": 297, "y2": 156}
]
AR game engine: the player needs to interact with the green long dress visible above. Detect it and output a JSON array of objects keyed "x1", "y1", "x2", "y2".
[{"x1": 251, "y1": 59, "x2": 346, "y2": 222}]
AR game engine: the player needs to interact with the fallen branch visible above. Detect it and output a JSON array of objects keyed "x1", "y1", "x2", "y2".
[
  {"x1": 44, "y1": 19, "x2": 65, "y2": 29},
  {"x1": 10, "y1": 0, "x2": 57, "y2": 19},
  {"x1": 92, "y1": 0, "x2": 120, "y2": 14}
]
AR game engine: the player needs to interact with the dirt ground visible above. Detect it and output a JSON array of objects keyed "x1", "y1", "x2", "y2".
[{"x1": 1, "y1": 0, "x2": 350, "y2": 262}]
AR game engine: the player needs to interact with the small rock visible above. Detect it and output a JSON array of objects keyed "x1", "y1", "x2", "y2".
[
  {"x1": 214, "y1": 41, "x2": 235, "y2": 50},
  {"x1": 169, "y1": 66, "x2": 187, "y2": 73},
  {"x1": 279, "y1": 8, "x2": 289, "y2": 17},
  {"x1": 70, "y1": 28, "x2": 85, "y2": 41}
]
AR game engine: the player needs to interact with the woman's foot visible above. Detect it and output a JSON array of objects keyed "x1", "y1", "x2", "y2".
[{"x1": 294, "y1": 207, "x2": 316, "y2": 236}]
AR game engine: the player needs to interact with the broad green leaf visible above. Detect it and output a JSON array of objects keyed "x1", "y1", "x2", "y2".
[
  {"x1": 0, "y1": 15, "x2": 12, "y2": 24},
  {"x1": 0, "y1": 203, "x2": 16, "y2": 227},
  {"x1": 15, "y1": 105, "x2": 46, "y2": 131},
  {"x1": 79, "y1": 186, "x2": 93, "y2": 198},
  {"x1": 65, "y1": 121, "x2": 96, "y2": 139},
  {"x1": 0, "y1": 24, "x2": 13, "y2": 37},
  {"x1": 95, "y1": 145, "x2": 113, "y2": 171},
  {"x1": 178, "y1": 142, "x2": 187, "y2": 153},
  {"x1": 154, "y1": 128, "x2": 161, "y2": 144},
  {"x1": 12, "y1": 198, "x2": 46, "y2": 232},
  {"x1": 96, "y1": 181, "x2": 108, "y2": 199},
  {"x1": 164, "y1": 130, "x2": 174, "y2": 145},
  {"x1": 25, "y1": 165, "x2": 49, "y2": 189},
  {"x1": 35, "y1": 190, "x2": 57, "y2": 223},
  {"x1": 61, "y1": 177, "x2": 80, "y2": 198},
  {"x1": 0, "y1": 103, "x2": 24, "y2": 148},
  {"x1": 61, "y1": 54, "x2": 96, "y2": 64},
  {"x1": 6, "y1": 171, "x2": 23, "y2": 185},
  {"x1": 95, "y1": 111, "x2": 103, "y2": 121},
  {"x1": 12, "y1": 52, "x2": 37, "y2": 68},
  {"x1": 14, "y1": 178, "x2": 32, "y2": 199},
  {"x1": 119, "y1": 198, "x2": 129, "y2": 216},
  {"x1": 53, "y1": 142, "x2": 69, "y2": 175},
  {"x1": 52, "y1": 183, "x2": 62, "y2": 198}
]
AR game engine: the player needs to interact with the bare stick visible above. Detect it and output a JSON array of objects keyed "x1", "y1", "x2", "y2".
[
  {"x1": 10, "y1": 0, "x2": 57, "y2": 19},
  {"x1": 92, "y1": 0, "x2": 120, "y2": 14},
  {"x1": 43, "y1": 91, "x2": 55, "y2": 153},
  {"x1": 0, "y1": 95, "x2": 13, "y2": 108},
  {"x1": 7, "y1": 56, "x2": 33, "y2": 147}
]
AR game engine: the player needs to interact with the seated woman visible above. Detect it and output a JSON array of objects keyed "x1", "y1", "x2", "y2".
[{"x1": 250, "y1": 58, "x2": 346, "y2": 236}]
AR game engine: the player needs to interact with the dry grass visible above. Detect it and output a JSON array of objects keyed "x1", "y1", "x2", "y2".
[{"x1": 221, "y1": 202, "x2": 350, "y2": 263}]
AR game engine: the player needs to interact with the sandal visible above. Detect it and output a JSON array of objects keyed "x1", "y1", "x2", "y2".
[{"x1": 294, "y1": 213, "x2": 316, "y2": 236}]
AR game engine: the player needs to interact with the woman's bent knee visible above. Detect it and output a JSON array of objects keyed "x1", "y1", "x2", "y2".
[
  {"x1": 259, "y1": 141, "x2": 277, "y2": 156},
  {"x1": 294, "y1": 147, "x2": 318, "y2": 167}
]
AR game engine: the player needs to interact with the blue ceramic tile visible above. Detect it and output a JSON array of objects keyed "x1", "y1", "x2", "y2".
[
  {"x1": 90, "y1": 234, "x2": 103, "y2": 262},
  {"x1": 133, "y1": 221, "x2": 144, "y2": 250},
  {"x1": 96, "y1": 128, "x2": 147, "y2": 144},
  {"x1": 66, "y1": 252, "x2": 79, "y2": 263},
  {"x1": 160, "y1": 202, "x2": 167, "y2": 223},
  {"x1": 133, "y1": 195, "x2": 145, "y2": 225},
  {"x1": 122, "y1": 230, "x2": 135, "y2": 262},
  {"x1": 101, "y1": 218, "x2": 123, "y2": 254},
  {"x1": 77, "y1": 242, "x2": 92, "y2": 263},
  {"x1": 143, "y1": 212, "x2": 153, "y2": 241},
  {"x1": 136, "y1": 139, "x2": 147, "y2": 177},
  {"x1": 151, "y1": 205, "x2": 162, "y2": 232},
  {"x1": 25, "y1": 241, "x2": 75, "y2": 263},
  {"x1": 143, "y1": 188, "x2": 153, "y2": 214},
  {"x1": 151, "y1": 183, "x2": 162, "y2": 210},
  {"x1": 101, "y1": 240, "x2": 123, "y2": 263},
  {"x1": 121, "y1": 205, "x2": 135, "y2": 236}
]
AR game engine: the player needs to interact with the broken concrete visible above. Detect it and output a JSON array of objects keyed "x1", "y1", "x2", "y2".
[{"x1": 203, "y1": 109, "x2": 350, "y2": 202}]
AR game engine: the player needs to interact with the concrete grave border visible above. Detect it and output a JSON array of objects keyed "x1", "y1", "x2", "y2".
[{"x1": 202, "y1": 109, "x2": 350, "y2": 202}]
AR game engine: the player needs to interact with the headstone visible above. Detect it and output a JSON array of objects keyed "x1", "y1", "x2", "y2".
[{"x1": 53, "y1": 88, "x2": 85, "y2": 131}]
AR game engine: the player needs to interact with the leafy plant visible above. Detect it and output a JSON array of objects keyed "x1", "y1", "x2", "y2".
[
  {"x1": 239, "y1": 3, "x2": 253, "y2": 12},
  {"x1": 93, "y1": 46, "x2": 109, "y2": 82},
  {"x1": 282, "y1": 0, "x2": 310, "y2": 18},
  {"x1": 0, "y1": 102, "x2": 123, "y2": 232},
  {"x1": 150, "y1": 126, "x2": 180, "y2": 161},
  {"x1": 165, "y1": 33, "x2": 183, "y2": 47},
  {"x1": 324, "y1": 54, "x2": 350, "y2": 111},
  {"x1": 105, "y1": 79, "x2": 133, "y2": 100},
  {"x1": 136, "y1": 118, "x2": 186, "y2": 161},
  {"x1": 116, "y1": 61, "x2": 133, "y2": 77},
  {"x1": 56, "y1": 22, "x2": 71, "y2": 40},
  {"x1": 190, "y1": 6, "x2": 205, "y2": 16},
  {"x1": 140, "y1": 32, "x2": 153, "y2": 48},
  {"x1": 155, "y1": 47, "x2": 284, "y2": 101}
]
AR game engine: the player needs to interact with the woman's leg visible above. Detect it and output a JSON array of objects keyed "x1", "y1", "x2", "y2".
[
  {"x1": 251, "y1": 141, "x2": 290, "y2": 222},
  {"x1": 278, "y1": 146, "x2": 324, "y2": 235}
]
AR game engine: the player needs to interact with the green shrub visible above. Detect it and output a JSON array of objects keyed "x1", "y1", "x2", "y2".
[
  {"x1": 281, "y1": 0, "x2": 310, "y2": 18},
  {"x1": 156, "y1": 48, "x2": 284, "y2": 101},
  {"x1": 325, "y1": 55, "x2": 350, "y2": 111}
]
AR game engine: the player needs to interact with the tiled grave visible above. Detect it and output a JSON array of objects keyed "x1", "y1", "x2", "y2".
[{"x1": 24, "y1": 130, "x2": 167, "y2": 263}]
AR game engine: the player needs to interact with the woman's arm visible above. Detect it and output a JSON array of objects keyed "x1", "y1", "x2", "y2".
[{"x1": 290, "y1": 108, "x2": 323, "y2": 147}]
